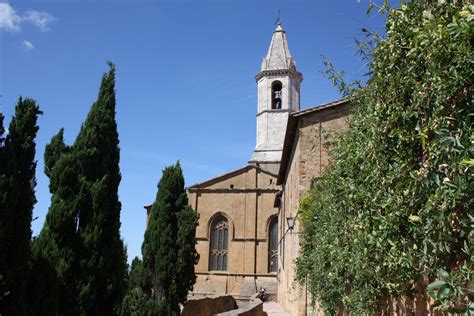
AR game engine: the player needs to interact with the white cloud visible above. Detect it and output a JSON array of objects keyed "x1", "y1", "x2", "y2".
[
  {"x1": 0, "y1": 2, "x2": 55, "y2": 32},
  {"x1": 22, "y1": 39, "x2": 34, "y2": 51},
  {"x1": 0, "y1": 3, "x2": 21, "y2": 31},
  {"x1": 24, "y1": 10, "x2": 55, "y2": 32}
]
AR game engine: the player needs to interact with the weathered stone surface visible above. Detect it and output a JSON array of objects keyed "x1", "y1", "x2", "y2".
[
  {"x1": 276, "y1": 100, "x2": 351, "y2": 316},
  {"x1": 216, "y1": 301, "x2": 267, "y2": 316},
  {"x1": 187, "y1": 164, "x2": 279, "y2": 300},
  {"x1": 262, "y1": 302, "x2": 290, "y2": 316},
  {"x1": 251, "y1": 23, "x2": 302, "y2": 163},
  {"x1": 260, "y1": 24, "x2": 294, "y2": 72},
  {"x1": 182, "y1": 295, "x2": 238, "y2": 316}
]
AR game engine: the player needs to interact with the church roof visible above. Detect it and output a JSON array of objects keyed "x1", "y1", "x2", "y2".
[
  {"x1": 261, "y1": 23, "x2": 296, "y2": 71},
  {"x1": 187, "y1": 164, "x2": 278, "y2": 190},
  {"x1": 276, "y1": 98, "x2": 351, "y2": 185}
]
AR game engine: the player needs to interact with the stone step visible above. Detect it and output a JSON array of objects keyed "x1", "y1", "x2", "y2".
[{"x1": 262, "y1": 302, "x2": 290, "y2": 316}]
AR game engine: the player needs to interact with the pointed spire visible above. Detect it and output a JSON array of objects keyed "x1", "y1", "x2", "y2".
[{"x1": 261, "y1": 23, "x2": 296, "y2": 71}]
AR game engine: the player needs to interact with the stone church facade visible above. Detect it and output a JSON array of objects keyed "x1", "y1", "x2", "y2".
[
  {"x1": 187, "y1": 164, "x2": 280, "y2": 302},
  {"x1": 187, "y1": 23, "x2": 300, "y2": 303},
  {"x1": 146, "y1": 23, "x2": 351, "y2": 315}
]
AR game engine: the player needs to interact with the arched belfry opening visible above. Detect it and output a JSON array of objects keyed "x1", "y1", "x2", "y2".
[{"x1": 271, "y1": 81, "x2": 282, "y2": 109}]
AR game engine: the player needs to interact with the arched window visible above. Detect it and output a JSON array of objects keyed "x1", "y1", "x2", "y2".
[
  {"x1": 210, "y1": 215, "x2": 229, "y2": 271},
  {"x1": 268, "y1": 217, "x2": 278, "y2": 273},
  {"x1": 271, "y1": 81, "x2": 283, "y2": 110}
]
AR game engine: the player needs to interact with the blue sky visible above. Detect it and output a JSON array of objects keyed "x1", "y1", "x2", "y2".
[{"x1": 1, "y1": 0, "x2": 387, "y2": 263}]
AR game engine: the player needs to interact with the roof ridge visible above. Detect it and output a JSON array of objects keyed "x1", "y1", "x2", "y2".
[{"x1": 292, "y1": 98, "x2": 350, "y2": 117}]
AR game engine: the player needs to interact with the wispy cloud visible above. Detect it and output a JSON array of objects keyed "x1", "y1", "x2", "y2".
[
  {"x1": 22, "y1": 40, "x2": 34, "y2": 51},
  {"x1": 24, "y1": 10, "x2": 55, "y2": 32},
  {"x1": 0, "y1": 3, "x2": 21, "y2": 31},
  {"x1": 0, "y1": 3, "x2": 55, "y2": 32}
]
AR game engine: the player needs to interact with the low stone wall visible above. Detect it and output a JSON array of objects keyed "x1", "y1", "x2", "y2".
[
  {"x1": 182, "y1": 295, "x2": 238, "y2": 316},
  {"x1": 377, "y1": 292, "x2": 449, "y2": 316},
  {"x1": 306, "y1": 281, "x2": 451, "y2": 316},
  {"x1": 216, "y1": 302, "x2": 267, "y2": 316}
]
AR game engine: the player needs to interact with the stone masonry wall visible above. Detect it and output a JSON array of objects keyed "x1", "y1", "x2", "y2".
[
  {"x1": 278, "y1": 103, "x2": 350, "y2": 316},
  {"x1": 188, "y1": 164, "x2": 280, "y2": 299}
]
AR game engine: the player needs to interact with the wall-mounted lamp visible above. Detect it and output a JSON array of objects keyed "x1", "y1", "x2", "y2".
[{"x1": 287, "y1": 217, "x2": 296, "y2": 230}]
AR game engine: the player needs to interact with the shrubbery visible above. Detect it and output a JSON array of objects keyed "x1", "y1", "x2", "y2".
[{"x1": 297, "y1": 1, "x2": 473, "y2": 314}]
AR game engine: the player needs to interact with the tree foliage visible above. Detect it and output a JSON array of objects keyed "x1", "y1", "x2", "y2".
[
  {"x1": 32, "y1": 128, "x2": 79, "y2": 314},
  {"x1": 0, "y1": 113, "x2": 4, "y2": 148},
  {"x1": 297, "y1": 1, "x2": 473, "y2": 314},
  {"x1": 33, "y1": 63, "x2": 127, "y2": 315},
  {"x1": 73, "y1": 62, "x2": 127, "y2": 315},
  {"x1": 119, "y1": 257, "x2": 148, "y2": 316},
  {"x1": 0, "y1": 98, "x2": 42, "y2": 315},
  {"x1": 141, "y1": 162, "x2": 199, "y2": 315}
]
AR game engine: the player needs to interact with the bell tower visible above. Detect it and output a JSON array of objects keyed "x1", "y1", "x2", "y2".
[{"x1": 250, "y1": 23, "x2": 303, "y2": 163}]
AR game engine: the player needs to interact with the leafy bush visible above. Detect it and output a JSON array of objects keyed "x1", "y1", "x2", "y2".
[{"x1": 297, "y1": 1, "x2": 473, "y2": 314}]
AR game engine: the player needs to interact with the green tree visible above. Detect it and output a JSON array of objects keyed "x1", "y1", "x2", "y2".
[
  {"x1": 0, "y1": 98, "x2": 42, "y2": 315},
  {"x1": 0, "y1": 113, "x2": 6, "y2": 309},
  {"x1": 73, "y1": 62, "x2": 127, "y2": 315},
  {"x1": 32, "y1": 128, "x2": 77, "y2": 314},
  {"x1": 119, "y1": 257, "x2": 148, "y2": 316},
  {"x1": 142, "y1": 163, "x2": 199, "y2": 315},
  {"x1": 44, "y1": 128, "x2": 70, "y2": 178},
  {"x1": 34, "y1": 63, "x2": 127, "y2": 315},
  {"x1": 297, "y1": 1, "x2": 473, "y2": 314},
  {"x1": 0, "y1": 113, "x2": 4, "y2": 147},
  {"x1": 26, "y1": 252, "x2": 60, "y2": 315}
]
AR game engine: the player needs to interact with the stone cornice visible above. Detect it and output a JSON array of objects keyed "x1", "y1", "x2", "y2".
[
  {"x1": 195, "y1": 271, "x2": 277, "y2": 277},
  {"x1": 252, "y1": 149, "x2": 281, "y2": 152},
  {"x1": 256, "y1": 108, "x2": 291, "y2": 117},
  {"x1": 188, "y1": 188, "x2": 279, "y2": 194},
  {"x1": 255, "y1": 68, "x2": 303, "y2": 82},
  {"x1": 196, "y1": 237, "x2": 267, "y2": 242}
]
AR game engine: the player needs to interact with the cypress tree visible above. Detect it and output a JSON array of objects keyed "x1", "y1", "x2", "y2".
[
  {"x1": 0, "y1": 113, "x2": 4, "y2": 147},
  {"x1": 26, "y1": 251, "x2": 60, "y2": 315},
  {"x1": 119, "y1": 257, "x2": 147, "y2": 316},
  {"x1": 73, "y1": 62, "x2": 127, "y2": 315},
  {"x1": 0, "y1": 98, "x2": 42, "y2": 315},
  {"x1": 0, "y1": 112, "x2": 6, "y2": 309},
  {"x1": 34, "y1": 63, "x2": 127, "y2": 315},
  {"x1": 32, "y1": 128, "x2": 77, "y2": 314},
  {"x1": 175, "y1": 197, "x2": 199, "y2": 306},
  {"x1": 142, "y1": 162, "x2": 199, "y2": 315},
  {"x1": 44, "y1": 128, "x2": 70, "y2": 178}
]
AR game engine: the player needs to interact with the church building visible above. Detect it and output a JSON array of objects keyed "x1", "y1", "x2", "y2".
[
  {"x1": 186, "y1": 22, "x2": 300, "y2": 303},
  {"x1": 148, "y1": 22, "x2": 351, "y2": 315}
]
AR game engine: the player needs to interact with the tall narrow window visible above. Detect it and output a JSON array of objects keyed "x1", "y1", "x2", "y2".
[
  {"x1": 210, "y1": 215, "x2": 229, "y2": 271},
  {"x1": 269, "y1": 217, "x2": 278, "y2": 272},
  {"x1": 271, "y1": 81, "x2": 282, "y2": 109}
]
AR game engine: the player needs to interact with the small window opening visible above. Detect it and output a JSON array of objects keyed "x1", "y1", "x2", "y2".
[
  {"x1": 230, "y1": 184, "x2": 234, "y2": 189},
  {"x1": 271, "y1": 81, "x2": 282, "y2": 110},
  {"x1": 269, "y1": 179, "x2": 273, "y2": 185},
  {"x1": 268, "y1": 217, "x2": 278, "y2": 272}
]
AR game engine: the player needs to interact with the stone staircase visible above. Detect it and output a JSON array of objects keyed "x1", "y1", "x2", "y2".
[{"x1": 190, "y1": 274, "x2": 278, "y2": 306}]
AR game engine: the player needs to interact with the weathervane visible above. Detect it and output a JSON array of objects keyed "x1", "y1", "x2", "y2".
[{"x1": 275, "y1": 9, "x2": 281, "y2": 26}]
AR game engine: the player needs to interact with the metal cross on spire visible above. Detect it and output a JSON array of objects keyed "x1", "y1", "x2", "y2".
[{"x1": 275, "y1": 9, "x2": 281, "y2": 26}]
